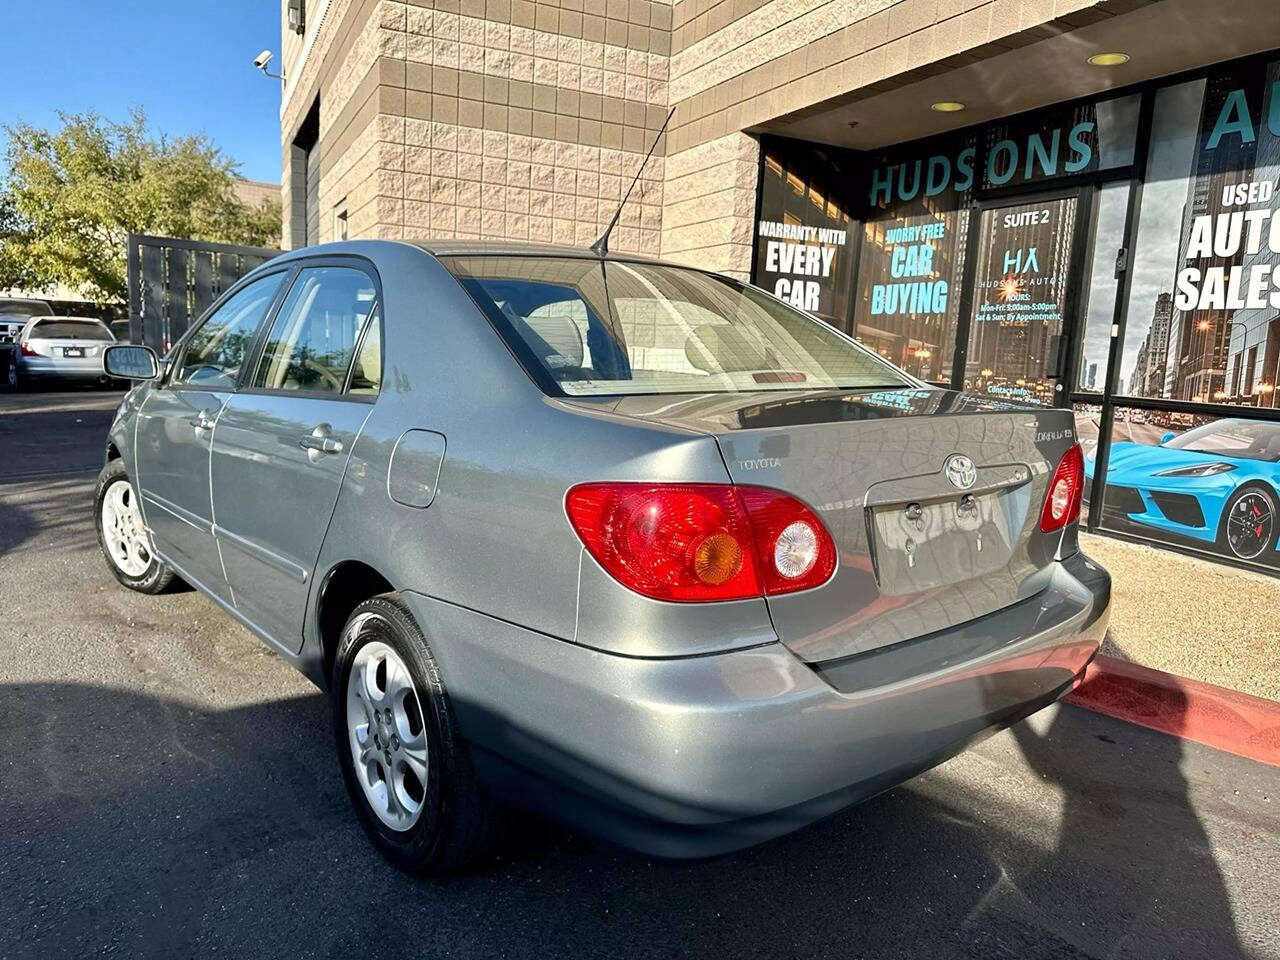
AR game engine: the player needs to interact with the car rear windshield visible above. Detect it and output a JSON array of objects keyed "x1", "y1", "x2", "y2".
[
  {"x1": 29, "y1": 319, "x2": 113, "y2": 340},
  {"x1": 443, "y1": 256, "x2": 911, "y2": 397},
  {"x1": 0, "y1": 300, "x2": 53, "y2": 319}
]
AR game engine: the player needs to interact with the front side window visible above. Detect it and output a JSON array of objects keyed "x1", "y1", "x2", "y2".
[
  {"x1": 253, "y1": 266, "x2": 378, "y2": 394},
  {"x1": 173, "y1": 272, "x2": 285, "y2": 388},
  {"x1": 446, "y1": 256, "x2": 911, "y2": 397}
]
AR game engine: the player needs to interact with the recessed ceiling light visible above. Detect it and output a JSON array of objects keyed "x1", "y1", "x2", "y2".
[
  {"x1": 930, "y1": 101, "x2": 965, "y2": 113},
  {"x1": 1088, "y1": 52, "x2": 1130, "y2": 66}
]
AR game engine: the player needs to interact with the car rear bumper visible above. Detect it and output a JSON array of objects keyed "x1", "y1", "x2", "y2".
[
  {"x1": 17, "y1": 355, "x2": 105, "y2": 379},
  {"x1": 404, "y1": 550, "x2": 1110, "y2": 858}
]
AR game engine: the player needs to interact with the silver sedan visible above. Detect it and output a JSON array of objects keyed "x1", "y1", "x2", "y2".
[
  {"x1": 9, "y1": 315, "x2": 115, "y2": 388},
  {"x1": 97, "y1": 240, "x2": 1110, "y2": 873}
]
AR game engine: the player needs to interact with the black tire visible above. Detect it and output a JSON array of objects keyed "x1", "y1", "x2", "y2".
[
  {"x1": 332, "y1": 593, "x2": 494, "y2": 874},
  {"x1": 5, "y1": 356, "x2": 21, "y2": 392},
  {"x1": 1216, "y1": 482, "x2": 1277, "y2": 562},
  {"x1": 94, "y1": 459, "x2": 177, "y2": 593}
]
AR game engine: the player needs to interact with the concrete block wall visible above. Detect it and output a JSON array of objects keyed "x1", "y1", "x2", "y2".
[{"x1": 282, "y1": 0, "x2": 672, "y2": 255}]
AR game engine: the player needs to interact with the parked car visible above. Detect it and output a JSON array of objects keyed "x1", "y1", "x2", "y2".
[
  {"x1": 0, "y1": 296, "x2": 53, "y2": 345},
  {"x1": 1086, "y1": 417, "x2": 1280, "y2": 562},
  {"x1": 7, "y1": 315, "x2": 115, "y2": 389},
  {"x1": 97, "y1": 240, "x2": 1110, "y2": 873}
]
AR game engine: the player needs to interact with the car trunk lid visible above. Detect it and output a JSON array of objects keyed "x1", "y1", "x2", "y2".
[{"x1": 592, "y1": 387, "x2": 1078, "y2": 663}]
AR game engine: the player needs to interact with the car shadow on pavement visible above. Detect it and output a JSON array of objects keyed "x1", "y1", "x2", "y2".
[
  {"x1": 1003, "y1": 635, "x2": 1251, "y2": 959},
  {"x1": 0, "y1": 478, "x2": 99, "y2": 558},
  {"x1": 0, "y1": 388, "x2": 124, "y2": 486},
  {"x1": 0, "y1": 679, "x2": 1256, "y2": 960},
  {"x1": 0, "y1": 497, "x2": 36, "y2": 555}
]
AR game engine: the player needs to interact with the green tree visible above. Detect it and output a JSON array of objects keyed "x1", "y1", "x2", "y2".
[{"x1": 0, "y1": 110, "x2": 280, "y2": 305}]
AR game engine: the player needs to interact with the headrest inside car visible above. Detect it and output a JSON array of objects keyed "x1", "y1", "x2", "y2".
[
  {"x1": 685, "y1": 324, "x2": 770, "y2": 373},
  {"x1": 524, "y1": 313, "x2": 585, "y2": 368}
]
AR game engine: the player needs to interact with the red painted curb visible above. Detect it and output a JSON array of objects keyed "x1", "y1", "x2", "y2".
[{"x1": 1065, "y1": 655, "x2": 1280, "y2": 767}]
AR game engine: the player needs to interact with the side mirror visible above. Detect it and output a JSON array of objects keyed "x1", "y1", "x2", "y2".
[
  {"x1": 103, "y1": 344, "x2": 159, "y2": 380},
  {"x1": 1160, "y1": 432, "x2": 1175, "y2": 445}
]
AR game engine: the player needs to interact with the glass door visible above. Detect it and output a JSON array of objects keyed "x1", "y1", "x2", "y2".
[{"x1": 958, "y1": 192, "x2": 1089, "y2": 406}]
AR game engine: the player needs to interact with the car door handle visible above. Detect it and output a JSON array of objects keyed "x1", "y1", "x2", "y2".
[
  {"x1": 190, "y1": 411, "x2": 216, "y2": 432},
  {"x1": 299, "y1": 423, "x2": 343, "y2": 460},
  {"x1": 299, "y1": 435, "x2": 343, "y2": 454}
]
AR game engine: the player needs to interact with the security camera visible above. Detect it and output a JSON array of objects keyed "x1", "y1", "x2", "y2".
[{"x1": 252, "y1": 50, "x2": 273, "y2": 71}]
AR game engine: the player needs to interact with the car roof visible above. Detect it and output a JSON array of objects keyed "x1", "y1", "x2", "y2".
[
  {"x1": 408, "y1": 239, "x2": 670, "y2": 267},
  {"x1": 24, "y1": 315, "x2": 108, "y2": 329}
]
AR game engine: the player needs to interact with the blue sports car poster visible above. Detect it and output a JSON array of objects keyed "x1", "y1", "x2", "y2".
[{"x1": 1086, "y1": 417, "x2": 1280, "y2": 565}]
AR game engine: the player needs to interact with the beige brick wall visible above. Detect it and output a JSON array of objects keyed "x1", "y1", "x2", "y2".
[
  {"x1": 283, "y1": 0, "x2": 673, "y2": 256},
  {"x1": 660, "y1": 131, "x2": 758, "y2": 279},
  {"x1": 282, "y1": 0, "x2": 1145, "y2": 268}
]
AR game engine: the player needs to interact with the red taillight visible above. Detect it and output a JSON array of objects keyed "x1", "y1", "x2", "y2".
[
  {"x1": 1040, "y1": 443, "x2": 1084, "y2": 532},
  {"x1": 565, "y1": 483, "x2": 837, "y2": 603},
  {"x1": 736, "y1": 486, "x2": 837, "y2": 595},
  {"x1": 19, "y1": 341, "x2": 36, "y2": 356}
]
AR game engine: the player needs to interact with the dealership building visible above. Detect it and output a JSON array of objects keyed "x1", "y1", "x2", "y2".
[{"x1": 279, "y1": 0, "x2": 1280, "y2": 571}]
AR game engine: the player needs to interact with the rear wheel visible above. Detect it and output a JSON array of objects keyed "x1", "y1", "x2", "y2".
[
  {"x1": 94, "y1": 459, "x2": 176, "y2": 593},
  {"x1": 5, "y1": 357, "x2": 19, "y2": 391},
  {"x1": 332, "y1": 593, "x2": 494, "y2": 874},
  {"x1": 1217, "y1": 483, "x2": 1276, "y2": 561}
]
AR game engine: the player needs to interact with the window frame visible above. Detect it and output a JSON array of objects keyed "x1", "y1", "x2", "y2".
[
  {"x1": 236, "y1": 255, "x2": 385, "y2": 404},
  {"x1": 163, "y1": 268, "x2": 293, "y2": 393}
]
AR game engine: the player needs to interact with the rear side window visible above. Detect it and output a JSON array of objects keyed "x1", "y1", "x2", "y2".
[
  {"x1": 173, "y1": 272, "x2": 285, "y2": 388},
  {"x1": 347, "y1": 308, "x2": 382, "y2": 396},
  {"x1": 253, "y1": 266, "x2": 379, "y2": 395},
  {"x1": 29, "y1": 319, "x2": 113, "y2": 341}
]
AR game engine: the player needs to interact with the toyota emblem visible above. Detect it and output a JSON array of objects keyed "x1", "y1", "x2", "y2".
[{"x1": 944, "y1": 454, "x2": 977, "y2": 490}]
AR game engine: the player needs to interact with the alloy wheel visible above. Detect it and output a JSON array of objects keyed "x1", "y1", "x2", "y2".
[
  {"x1": 100, "y1": 478, "x2": 153, "y2": 577},
  {"x1": 345, "y1": 640, "x2": 430, "y2": 831},
  {"x1": 1225, "y1": 490, "x2": 1274, "y2": 560}
]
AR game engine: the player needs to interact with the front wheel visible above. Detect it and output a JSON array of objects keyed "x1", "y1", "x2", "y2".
[
  {"x1": 332, "y1": 593, "x2": 494, "y2": 874},
  {"x1": 5, "y1": 357, "x2": 19, "y2": 391},
  {"x1": 94, "y1": 459, "x2": 176, "y2": 593},
  {"x1": 1217, "y1": 483, "x2": 1277, "y2": 562}
]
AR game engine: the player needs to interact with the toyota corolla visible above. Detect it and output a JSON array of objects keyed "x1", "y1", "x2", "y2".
[{"x1": 97, "y1": 240, "x2": 1110, "y2": 873}]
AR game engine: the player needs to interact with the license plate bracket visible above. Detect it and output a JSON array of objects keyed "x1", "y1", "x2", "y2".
[{"x1": 869, "y1": 493, "x2": 1015, "y2": 594}]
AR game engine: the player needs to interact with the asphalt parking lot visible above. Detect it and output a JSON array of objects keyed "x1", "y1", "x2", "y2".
[{"x1": 2, "y1": 388, "x2": 1278, "y2": 960}]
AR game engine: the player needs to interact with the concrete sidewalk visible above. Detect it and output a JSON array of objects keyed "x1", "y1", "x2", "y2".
[{"x1": 1082, "y1": 532, "x2": 1280, "y2": 702}]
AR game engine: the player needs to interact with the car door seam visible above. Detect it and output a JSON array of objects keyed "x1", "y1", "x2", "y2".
[
  {"x1": 207, "y1": 394, "x2": 236, "y2": 607},
  {"x1": 300, "y1": 402, "x2": 378, "y2": 651}
]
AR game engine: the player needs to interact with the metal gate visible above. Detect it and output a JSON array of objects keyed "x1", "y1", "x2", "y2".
[{"x1": 126, "y1": 234, "x2": 280, "y2": 353}]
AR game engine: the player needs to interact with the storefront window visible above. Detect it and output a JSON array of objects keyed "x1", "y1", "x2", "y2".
[
  {"x1": 981, "y1": 94, "x2": 1141, "y2": 191},
  {"x1": 1118, "y1": 58, "x2": 1280, "y2": 407},
  {"x1": 1076, "y1": 182, "x2": 1131, "y2": 392},
  {"x1": 1074, "y1": 401, "x2": 1103, "y2": 522},
  {"x1": 1091, "y1": 405, "x2": 1280, "y2": 570},
  {"x1": 855, "y1": 131, "x2": 977, "y2": 383},
  {"x1": 753, "y1": 144, "x2": 857, "y2": 331},
  {"x1": 963, "y1": 195, "x2": 1080, "y2": 405}
]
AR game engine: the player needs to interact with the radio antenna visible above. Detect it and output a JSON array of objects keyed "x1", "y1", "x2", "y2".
[{"x1": 590, "y1": 106, "x2": 676, "y2": 259}]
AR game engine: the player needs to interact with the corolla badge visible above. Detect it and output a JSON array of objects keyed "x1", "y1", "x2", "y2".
[{"x1": 944, "y1": 454, "x2": 977, "y2": 490}]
